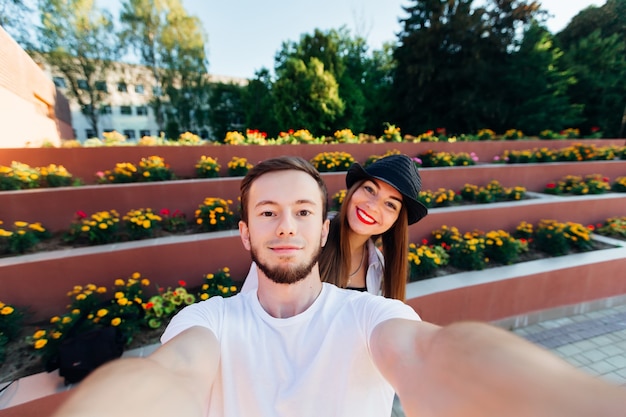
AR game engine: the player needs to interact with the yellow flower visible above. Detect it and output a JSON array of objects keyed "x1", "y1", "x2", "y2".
[
  {"x1": 117, "y1": 297, "x2": 129, "y2": 306},
  {"x1": 200, "y1": 293, "x2": 209, "y2": 300},
  {"x1": 1, "y1": 306, "x2": 14, "y2": 315},
  {"x1": 34, "y1": 339, "x2": 48, "y2": 349},
  {"x1": 114, "y1": 279, "x2": 125, "y2": 286},
  {"x1": 132, "y1": 272, "x2": 141, "y2": 279},
  {"x1": 51, "y1": 331, "x2": 62, "y2": 339},
  {"x1": 50, "y1": 316, "x2": 60, "y2": 323},
  {"x1": 96, "y1": 309, "x2": 109, "y2": 318},
  {"x1": 33, "y1": 330, "x2": 46, "y2": 339},
  {"x1": 111, "y1": 317, "x2": 122, "y2": 326},
  {"x1": 141, "y1": 279, "x2": 150, "y2": 286},
  {"x1": 115, "y1": 291, "x2": 124, "y2": 299}
]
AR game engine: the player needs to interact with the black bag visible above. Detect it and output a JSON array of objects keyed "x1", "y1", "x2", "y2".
[{"x1": 57, "y1": 325, "x2": 124, "y2": 385}]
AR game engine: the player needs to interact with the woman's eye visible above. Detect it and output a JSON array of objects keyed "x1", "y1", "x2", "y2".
[
  {"x1": 385, "y1": 202, "x2": 399, "y2": 211},
  {"x1": 363, "y1": 185, "x2": 374, "y2": 194}
]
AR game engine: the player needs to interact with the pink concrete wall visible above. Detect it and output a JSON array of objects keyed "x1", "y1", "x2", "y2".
[{"x1": 407, "y1": 256, "x2": 626, "y2": 325}]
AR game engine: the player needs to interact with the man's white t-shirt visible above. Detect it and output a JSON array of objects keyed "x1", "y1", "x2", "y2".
[{"x1": 161, "y1": 283, "x2": 420, "y2": 417}]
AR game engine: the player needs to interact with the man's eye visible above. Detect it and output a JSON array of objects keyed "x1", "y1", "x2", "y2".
[
  {"x1": 260, "y1": 211, "x2": 274, "y2": 217},
  {"x1": 298, "y1": 210, "x2": 311, "y2": 216}
]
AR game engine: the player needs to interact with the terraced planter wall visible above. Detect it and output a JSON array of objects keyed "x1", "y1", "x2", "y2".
[
  {"x1": 2, "y1": 194, "x2": 625, "y2": 322},
  {"x1": 1, "y1": 160, "x2": 625, "y2": 231},
  {"x1": 1, "y1": 139, "x2": 623, "y2": 184},
  {"x1": 405, "y1": 239, "x2": 626, "y2": 325}
]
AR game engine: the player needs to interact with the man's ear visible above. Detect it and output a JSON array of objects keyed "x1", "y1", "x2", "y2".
[
  {"x1": 239, "y1": 220, "x2": 251, "y2": 251},
  {"x1": 321, "y1": 218, "x2": 330, "y2": 247}
]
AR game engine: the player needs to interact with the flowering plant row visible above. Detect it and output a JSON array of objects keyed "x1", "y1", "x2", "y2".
[
  {"x1": 0, "y1": 161, "x2": 78, "y2": 191},
  {"x1": 54, "y1": 124, "x2": 607, "y2": 149},
  {"x1": 408, "y1": 218, "x2": 613, "y2": 281},
  {"x1": 0, "y1": 199, "x2": 236, "y2": 256},
  {"x1": 495, "y1": 143, "x2": 625, "y2": 164},
  {"x1": 25, "y1": 269, "x2": 237, "y2": 369},
  {"x1": 544, "y1": 174, "x2": 618, "y2": 195},
  {"x1": 5, "y1": 145, "x2": 625, "y2": 191},
  {"x1": 331, "y1": 180, "x2": 527, "y2": 211}
]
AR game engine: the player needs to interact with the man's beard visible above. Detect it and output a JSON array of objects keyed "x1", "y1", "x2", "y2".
[{"x1": 251, "y1": 244, "x2": 323, "y2": 285}]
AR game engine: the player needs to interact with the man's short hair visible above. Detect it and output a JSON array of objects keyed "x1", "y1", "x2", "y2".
[{"x1": 239, "y1": 156, "x2": 328, "y2": 223}]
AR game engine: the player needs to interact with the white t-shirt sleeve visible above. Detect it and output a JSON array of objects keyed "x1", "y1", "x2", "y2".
[{"x1": 160, "y1": 296, "x2": 225, "y2": 344}]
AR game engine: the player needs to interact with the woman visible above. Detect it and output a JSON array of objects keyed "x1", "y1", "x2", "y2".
[{"x1": 241, "y1": 153, "x2": 428, "y2": 300}]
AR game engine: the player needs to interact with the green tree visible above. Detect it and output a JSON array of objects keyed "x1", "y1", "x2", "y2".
[
  {"x1": 242, "y1": 68, "x2": 280, "y2": 137},
  {"x1": 274, "y1": 27, "x2": 379, "y2": 134},
  {"x1": 35, "y1": 0, "x2": 119, "y2": 137},
  {"x1": 119, "y1": 0, "x2": 209, "y2": 137},
  {"x1": 393, "y1": 0, "x2": 542, "y2": 135},
  {"x1": 207, "y1": 82, "x2": 245, "y2": 142},
  {"x1": 561, "y1": 30, "x2": 626, "y2": 137},
  {"x1": 361, "y1": 42, "x2": 396, "y2": 136},
  {"x1": 501, "y1": 23, "x2": 582, "y2": 135},
  {"x1": 273, "y1": 57, "x2": 344, "y2": 135},
  {"x1": 556, "y1": 0, "x2": 626, "y2": 137}
]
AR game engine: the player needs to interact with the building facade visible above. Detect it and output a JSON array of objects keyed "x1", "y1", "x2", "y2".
[
  {"x1": 48, "y1": 62, "x2": 247, "y2": 143},
  {"x1": 0, "y1": 26, "x2": 72, "y2": 148}
]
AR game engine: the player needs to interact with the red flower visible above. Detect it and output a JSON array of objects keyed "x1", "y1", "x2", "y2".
[
  {"x1": 546, "y1": 183, "x2": 556, "y2": 189},
  {"x1": 436, "y1": 127, "x2": 446, "y2": 135},
  {"x1": 421, "y1": 239, "x2": 429, "y2": 245},
  {"x1": 145, "y1": 302, "x2": 154, "y2": 310},
  {"x1": 591, "y1": 126, "x2": 600, "y2": 132},
  {"x1": 160, "y1": 208, "x2": 170, "y2": 216},
  {"x1": 76, "y1": 210, "x2": 87, "y2": 219},
  {"x1": 587, "y1": 224, "x2": 595, "y2": 231},
  {"x1": 603, "y1": 177, "x2": 609, "y2": 182},
  {"x1": 178, "y1": 280, "x2": 187, "y2": 287}
]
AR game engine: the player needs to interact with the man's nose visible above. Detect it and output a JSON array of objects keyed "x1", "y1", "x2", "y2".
[{"x1": 276, "y1": 213, "x2": 296, "y2": 236}]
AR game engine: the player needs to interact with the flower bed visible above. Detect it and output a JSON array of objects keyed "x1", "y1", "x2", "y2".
[
  {"x1": 2, "y1": 160, "x2": 625, "y2": 233},
  {"x1": 2, "y1": 140, "x2": 623, "y2": 185}
]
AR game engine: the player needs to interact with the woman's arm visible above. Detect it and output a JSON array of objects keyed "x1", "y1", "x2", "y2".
[
  {"x1": 52, "y1": 326, "x2": 220, "y2": 417},
  {"x1": 371, "y1": 319, "x2": 626, "y2": 417}
]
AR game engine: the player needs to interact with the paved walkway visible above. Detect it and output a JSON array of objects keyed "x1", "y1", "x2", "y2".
[{"x1": 392, "y1": 302, "x2": 626, "y2": 416}]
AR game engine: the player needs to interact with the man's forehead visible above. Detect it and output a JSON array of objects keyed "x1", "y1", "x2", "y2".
[{"x1": 249, "y1": 170, "x2": 323, "y2": 206}]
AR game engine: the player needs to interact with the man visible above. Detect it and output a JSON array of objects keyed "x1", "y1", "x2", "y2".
[{"x1": 54, "y1": 156, "x2": 625, "y2": 417}]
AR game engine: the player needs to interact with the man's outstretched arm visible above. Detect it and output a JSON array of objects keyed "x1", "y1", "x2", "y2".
[
  {"x1": 371, "y1": 319, "x2": 626, "y2": 417},
  {"x1": 52, "y1": 326, "x2": 220, "y2": 417}
]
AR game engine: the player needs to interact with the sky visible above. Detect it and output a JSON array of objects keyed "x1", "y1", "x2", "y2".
[{"x1": 179, "y1": 0, "x2": 605, "y2": 79}]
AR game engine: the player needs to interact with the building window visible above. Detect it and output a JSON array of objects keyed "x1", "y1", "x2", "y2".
[
  {"x1": 85, "y1": 129, "x2": 96, "y2": 139},
  {"x1": 152, "y1": 85, "x2": 162, "y2": 96},
  {"x1": 53, "y1": 76, "x2": 66, "y2": 88},
  {"x1": 95, "y1": 81, "x2": 108, "y2": 92},
  {"x1": 123, "y1": 129, "x2": 136, "y2": 139},
  {"x1": 139, "y1": 129, "x2": 151, "y2": 137},
  {"x1": 100, "y1": 105, "x2": 112, "y2": 114},
  {"x1": 77, "y1": 79, "x2": 89, "y2": 90},
  {"x1": 135, "y1": 84, "x2": 144, "y2": 94},
  {"x1": 117, "y1": 82, "x2": 127, "y2": 92},
  {"x1": 120, "y1": 105, "x2": 132, "y2": 115},
  {"x1": 136, "y1": 105, "x2": 148, "y2": 116}
]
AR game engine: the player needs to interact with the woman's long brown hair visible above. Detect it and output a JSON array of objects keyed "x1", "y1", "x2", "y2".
[{"x1": 319, "y1": 180, "x2": 409, "y2": 300}]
